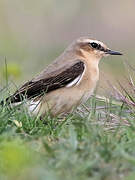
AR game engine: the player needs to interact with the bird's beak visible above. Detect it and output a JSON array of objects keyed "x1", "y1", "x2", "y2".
[{"x1": 105, "y1": 49, "x2": 123, "y2": 55}]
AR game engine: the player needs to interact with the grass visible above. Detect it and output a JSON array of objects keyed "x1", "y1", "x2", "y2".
[{"x1": 0, "y1": 65, "x2": 135, "y2": 180}]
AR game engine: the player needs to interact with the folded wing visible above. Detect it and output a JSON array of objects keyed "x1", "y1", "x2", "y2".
[{"x1": 5, "y1": 60, "x2": 85, "y2": 103}]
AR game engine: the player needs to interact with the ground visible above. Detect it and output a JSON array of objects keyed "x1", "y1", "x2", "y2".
[{"x1": 0, "y1": 88, "x2": 135, "y2": 180}]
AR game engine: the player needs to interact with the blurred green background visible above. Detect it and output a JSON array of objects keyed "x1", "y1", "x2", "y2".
[
  {"x1": 0, "y1": 0, "x2": 134, "y2": 93},
  {"x1": 0, "y1": 2, "x2": 135, "y2": 179}
]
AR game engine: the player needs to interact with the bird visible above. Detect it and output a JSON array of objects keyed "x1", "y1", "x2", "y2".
[{"x1": 1, "y1": 37, "x2": 122, "y2": 117}]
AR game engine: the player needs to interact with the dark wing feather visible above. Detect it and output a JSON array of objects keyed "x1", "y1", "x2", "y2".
[{"x1": 5, "y1": 61, "x2": 85, "y2": 103}]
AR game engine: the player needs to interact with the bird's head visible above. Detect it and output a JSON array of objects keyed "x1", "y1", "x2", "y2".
[{"x1": 72, "y1": 37, "x2": 122, "y2": 60}]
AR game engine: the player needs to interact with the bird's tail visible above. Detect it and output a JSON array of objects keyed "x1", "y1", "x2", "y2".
[
  {"x1": 0, "y1": 96, "x2": 12, "y2": 106},
  {"x1": 0, "y1": 100, "x2": 4, "y2": 106},
  {"x1": 0, "y1": 99, "x2": 7, "y2": 106}
]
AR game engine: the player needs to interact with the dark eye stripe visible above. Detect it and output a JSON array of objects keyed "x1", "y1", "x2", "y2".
[
  {"x1": 90, "y1": 42, "x2": 99, "y2": 49},
  {"x1": 89, "y1": 42, "x2": 105, "y2": 51}
]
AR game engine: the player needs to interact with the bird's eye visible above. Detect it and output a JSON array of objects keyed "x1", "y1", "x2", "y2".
[{"x1": 89, "y1": 42, "x2": 101, "y2": 50}]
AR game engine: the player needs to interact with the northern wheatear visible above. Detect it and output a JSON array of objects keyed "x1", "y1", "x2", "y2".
[{"x1": 2, "y1": 37, "x2": 122, "y2": 116}]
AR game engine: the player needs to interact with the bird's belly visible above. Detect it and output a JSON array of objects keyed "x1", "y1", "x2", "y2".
[
  {"x1": 28, "y1": 88, "x2": 89, "y2": 116},
  {"x1": 27, "y1": 78, "x2": 97, "y2": 116},
  {"x1": 46, "y1": 89, "x2": 84, "y2": 115},
  {"x1": 80, "y1": 78, "x2": 98, "y2": 103}
]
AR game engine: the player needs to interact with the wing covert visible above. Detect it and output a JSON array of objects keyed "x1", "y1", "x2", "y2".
[{"x1": 5, "y1": 60, "x2": 85, "y2": 103}]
